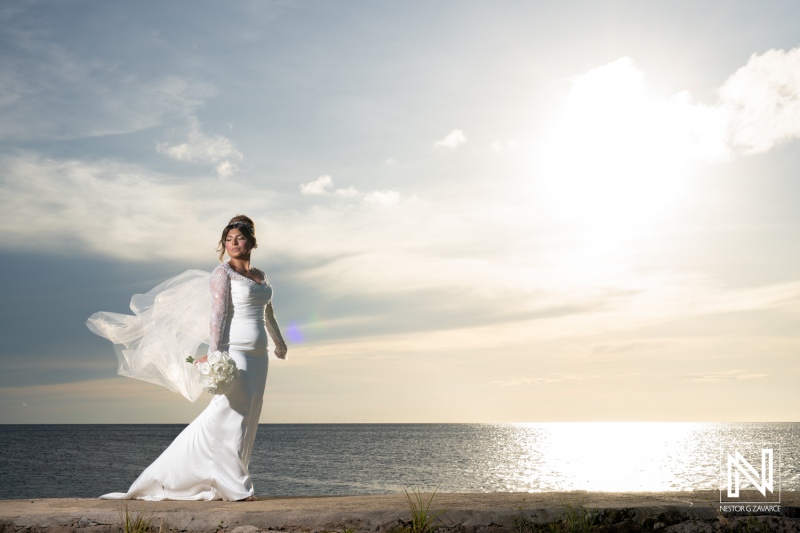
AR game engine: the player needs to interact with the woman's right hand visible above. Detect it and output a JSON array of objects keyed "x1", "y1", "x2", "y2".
[{"x1": 194, "y1": 354, "x2": 209, "y2": 365}]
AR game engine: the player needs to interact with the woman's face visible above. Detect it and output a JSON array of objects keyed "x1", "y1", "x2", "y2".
[{"x1": 225, "y1": 228, "x2": 252, "y2": 259}]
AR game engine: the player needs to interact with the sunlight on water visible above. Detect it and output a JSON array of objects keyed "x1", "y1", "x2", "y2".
[
  {"x1": 502, "y1": 423, "x2": 717, "y2": 491},
  {"x1": 1, "y1": 423, "x2": 797, "y2": 498},
  {"x1": 485, "y1": 422, "x2": 799, "y2": 493}
]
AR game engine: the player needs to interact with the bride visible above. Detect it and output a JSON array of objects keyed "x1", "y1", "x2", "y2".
[{"x1": 87, "y1": 215, "x2": 287, "y2": 501}]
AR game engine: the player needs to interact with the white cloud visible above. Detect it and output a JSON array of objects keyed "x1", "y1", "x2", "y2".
[
  {"x1": 215, "y1": 160, "x2": 238, "y2": 180},
  {"x1": 157, "y1": 123, "x2": 243, "y2": 179},
  {"x1": 300, "y1": 175, "x2": 360, "y2": 197},
  {"x1": 534, "y1": 57, "x2": 731, "y2": 230},
  {"x1": 491, "y1": 374, "x2": 584, "y2": 387},
  {"x1": 0, "y1": 155, "x2": 257, "y2": 260},
  {"x1": 364, "y1": 190, "x2": 400, "y2": 206},
  {"x1": 551, "y1": 48, "x2": 800, "y2": 165},
  {"x1": 334, "y1": 186, "x2": 360, "y2": 198},
  {"x1": 0, "y1": 24, "x2": 215, "y2": 142},
  {"x1": 683, "y1": 370, "x2": 769, "y2": 383},
  {"x1": 299, "y1": 175, "x2": 393, "y2": 203},
  {"x1": 300, "y1": 175, "x2": 334, "y2": 195},
  {"x1": 719, "y1": 47, "x2": 800, "y2": 154},
  {"x1": 0, "y1": 155, "x2": 407, "y2": 263},
  {"x1": 434, "y1": 129, "x2": 467, "y2": 148},
  {"x1": 539, "y1": 47, "x2": 800, "y2": 193},
  {"x1": 530, "y1": 50, "x2": 800, "y2": 231},
  {"x1": 489, "y1": 139, "x2": 520, "y2": 153},
  {"x1": 561, "y1": 57, "x2": 730, "y2": 163}
]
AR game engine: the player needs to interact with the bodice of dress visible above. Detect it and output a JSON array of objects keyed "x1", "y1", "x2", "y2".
[
  {"x1": 209, "y1": 263, "x2": 272, "y2": 353},
  {"x1": 229, "y1": 280, "x2": 273, "y2": 321}
]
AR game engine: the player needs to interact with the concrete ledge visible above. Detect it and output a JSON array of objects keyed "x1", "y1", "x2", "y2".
[{"x1": 1, "y1": 492, "x2": 798, "y2": 533}]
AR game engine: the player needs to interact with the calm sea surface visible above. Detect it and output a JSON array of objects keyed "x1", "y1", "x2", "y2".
[{"x1": 0, "y1": 423, "x2": 797, "y2": 500}]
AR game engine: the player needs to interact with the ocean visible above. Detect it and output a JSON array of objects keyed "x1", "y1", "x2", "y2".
[{"x1": 0, "y1": 423, "x2": 797, "y2": 500}]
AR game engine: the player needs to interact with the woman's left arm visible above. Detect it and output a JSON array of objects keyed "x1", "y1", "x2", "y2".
[{"x1": 265, "y1": 301, "x2": 288, "y2": 359}]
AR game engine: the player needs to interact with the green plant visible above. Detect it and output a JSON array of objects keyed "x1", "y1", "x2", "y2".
[
  {"x1": 122, "y1": 506, "x2": 153, "y2": 533},
  {"x1": 560, "y1": 504, "x2": 595, "y2": 533},
  {"x1": 514, "y1": 513, "x2": 545, "y2": 533},
  {"x1": 515, "y1": 505, "x2": 598, "y2": 533},
  {"x1": 403, "y1": 486, "x2": 441, "y2": 533}
]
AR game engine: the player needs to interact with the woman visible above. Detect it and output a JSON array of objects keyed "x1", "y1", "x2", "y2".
[{"x1": 89, "y1": 215, "x2": 287, "y2": 501}]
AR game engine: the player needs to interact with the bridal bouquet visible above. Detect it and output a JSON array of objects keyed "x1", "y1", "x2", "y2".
[{"x1": 186, "y1": 351, "x2": 238, "y2": 395}]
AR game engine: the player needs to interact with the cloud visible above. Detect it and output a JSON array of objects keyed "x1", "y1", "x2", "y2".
[
  {"x1": 0, "y1": 155, "x2": 411, "y2": 264},
  {"x1": 719, "y1": 47, "x2": 800, "y2": 154},
  {"x1": 0, "y1": 24, "x2": 214, "y2": 141},
  {"x1": 300, "y1": 175, "x2": 334, "y2": 195},
  {"x1": 532, "y1": 50, "x2": 800, "y2": 230},
  {"x1": 0, "y1": 378, "x2": 207, "y2": 423},
  {"x1": 534, "y1": 58, "x2": 730, "y2": 230},
  {"x1": 214, "y1": 160, "x2": 238, "y2": 180},
  {"x1": 545, "y1": 48, "x2": 800, "y2": 171},
  {"x1": 491, "y1": 374, "x2": 584, "y2": 387},
  {"x1": 434, "y1": 129, "x2": 467, "y2": 148},
  {"x1": 0, "y1": 154, "x2": 250, "y2": 260},
  {"x1": 364, "y1": 190, "x2": 400, "y2": 206},
  {"x1": 299, "y1": 175, "x2": 395, "y2": 202},
  {"x1": 157, "y1": 123, "x2": 243, "y2": 179},
  {"x1": 587, "y1": 341, "x2": 664, "y2": 361},
  {"x1": 300, "y1": 175, "x2": 360, "y2": 197},
  {"x1": 489, "y1": 139, "x2": 520, "y2": 153},
  {"x1": 334, "y1": 186, "x2": 360, "y2": 197},
  {"x1": 553, "y1": 56, "x2": 731, "y2": 164},
  {"x1": 683, "y1": 370, "x2": 769, "y2": 383},
  {"x1": 0, "y1": 14, "x2": 236, "y2": 163}
]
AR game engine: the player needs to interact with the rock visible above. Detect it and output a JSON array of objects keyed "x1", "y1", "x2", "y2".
[
  {"x1": 77, "y1": 517, "x2": 94, "y2": 528},
  {"x1": 230, "y1": 526, "x2": 261, "y2": 533}
]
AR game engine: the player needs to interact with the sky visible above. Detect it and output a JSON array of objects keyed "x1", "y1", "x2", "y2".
[{"x1": 0, "y1": 1, "x2": 798, "y2": 423}]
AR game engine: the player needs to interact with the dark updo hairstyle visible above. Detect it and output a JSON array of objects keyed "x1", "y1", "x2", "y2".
[{"x1": 217, "y1": 215, "x2": 258, "y2": 261}]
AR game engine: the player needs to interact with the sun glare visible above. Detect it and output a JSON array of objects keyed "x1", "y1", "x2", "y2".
[
  {"x1": 511, "y1": 423, "x2": 709, "y2": 492},
  {"x1": 531, "y1": 58, "x2": 717, "y2": 234}
]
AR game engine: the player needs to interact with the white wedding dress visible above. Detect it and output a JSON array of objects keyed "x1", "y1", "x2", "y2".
[{"x1": 88, "y1": 263, "x2": 284, "y2": 501}]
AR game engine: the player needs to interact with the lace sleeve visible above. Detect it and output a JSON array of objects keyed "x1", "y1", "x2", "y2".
[{"x1": 208, "y1": 265, "x2": 230, "y2": 353}]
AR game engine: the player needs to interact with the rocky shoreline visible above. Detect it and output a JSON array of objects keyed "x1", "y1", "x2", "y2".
[{"x1": 1, "y1": 492, "x2": 798, "y2": 533}]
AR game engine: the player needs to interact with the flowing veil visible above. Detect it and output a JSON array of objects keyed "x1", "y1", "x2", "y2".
[{"x1": 87, "y1": 269, "x2": 213, "y2": 402}]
